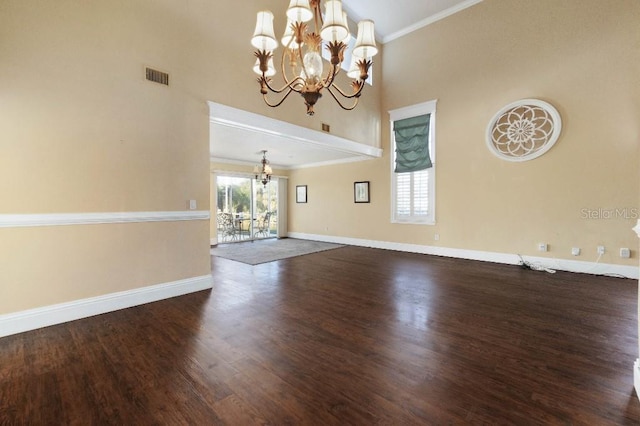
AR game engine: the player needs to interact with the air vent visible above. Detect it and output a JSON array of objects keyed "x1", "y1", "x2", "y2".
[{"x1": 145, "y1": 67, "x2": 169, "y2": 85}]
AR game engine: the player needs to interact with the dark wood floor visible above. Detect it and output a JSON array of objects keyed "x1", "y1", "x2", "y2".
[{"x1": 1, "y1": 246, "x2": 639, "y2": 424}]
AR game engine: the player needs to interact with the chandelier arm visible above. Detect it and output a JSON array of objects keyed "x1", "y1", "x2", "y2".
[
  {"x1": 262, "y1": 75, "x2": 305, "y2": 94},
  {"x1": 280, "y1": 48, "x2": 302, "y2": 92},
  {"x1": 280, "y1": 48, "x2": 290, "y2": 81},
  {"x1": 326, "y1": 86, "x2": 360, "y2": 111},
  {"x1": 326, "y1": 80, "x2": 366, "y2": 99},
  {"x1": 321, "y1": 64, "x2": 340, "y2": 89},
  {"x1": 262, "y1": 86, "x2": 296, "y2": 108}
]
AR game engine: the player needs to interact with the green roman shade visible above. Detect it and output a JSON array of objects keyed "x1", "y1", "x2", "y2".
[{"x1": 393, "y1": 114, "x2": 432, "y2": 173}]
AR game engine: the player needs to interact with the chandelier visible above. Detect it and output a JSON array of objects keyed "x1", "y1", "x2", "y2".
[
  {"x1": 251, "y1": 0, "x2": 378, "y2": 116},
  {"x1": 254, "y1": 150, "x2": 273, "y2": 186}
]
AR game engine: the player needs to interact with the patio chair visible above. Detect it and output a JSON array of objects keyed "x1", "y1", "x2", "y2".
[
  {"x1": 217, "y1": 212, "x2": 237, "y2": 242},
  {"x1": 255, "y1": 212, "x2": 272, "y2": 238}
]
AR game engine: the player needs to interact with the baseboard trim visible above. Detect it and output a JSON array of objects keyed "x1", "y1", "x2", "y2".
[
  {"x1": 0, "y1": 274, "x2": 213, "y2": 338},
  {"x1": 288, "y1": 232, "x2": 639, "y2": 279},
  {"x1": 0, "y1": 210, "x2": 210, "y2": 228}
]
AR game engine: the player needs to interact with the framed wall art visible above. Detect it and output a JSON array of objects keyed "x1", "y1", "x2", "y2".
[
  {"x1": 296, "y1": 185, "x2": 307, "y2": 203},
  {"x1": 354, "y1": 181, "x2": 370, "y2": 203}
]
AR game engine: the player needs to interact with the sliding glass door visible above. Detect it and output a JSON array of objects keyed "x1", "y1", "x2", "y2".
[
  {"x1": 216, "y1": 175, "x2": 278, "y2": 243},
  {"x1": 254, "y1": 179, "x2": 278, "y2": 240}
]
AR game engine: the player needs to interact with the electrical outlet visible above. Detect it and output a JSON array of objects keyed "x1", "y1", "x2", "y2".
[
  {"x1": 597, "y1": 246, "x2": 605, "y2": 255},
  {"x1": 620, "y1": 247, "x2": 631, "y2": 258},
  {"x1": 538, "y1": 243, "x2": 548, "y2": 252},
  {"x1": 434, "y1": 233, "x2": 440, "y2": 241},
  {"x1": 571, "y1": 247, "x2": 580, "y2": 256},
  {"x1": 189, "y1": 199, "x2": 197, "y2": 210}
]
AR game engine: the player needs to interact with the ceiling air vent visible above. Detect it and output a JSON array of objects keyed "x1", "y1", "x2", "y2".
[{"x1": 145, "y1": 67, "x2": 169, "y2": 86}]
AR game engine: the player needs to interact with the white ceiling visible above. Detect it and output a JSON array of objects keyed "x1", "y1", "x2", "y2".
[
  {"x1": 210, "y1": 0, "x2": 483, "y2": 169},
  {"x1": 343, "y1": 0, "x2": 482, "y2": 43}
]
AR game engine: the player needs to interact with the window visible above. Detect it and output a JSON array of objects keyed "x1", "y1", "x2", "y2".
[{"x1": 390, "y1": 100, "x2": 437, "y2": 224}]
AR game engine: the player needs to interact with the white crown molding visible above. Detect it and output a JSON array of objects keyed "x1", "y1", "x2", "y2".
[
  {"x1": 0, "y1": 210, "x2": 209, "y2": 228},
  {"x1": 0, "y1": 274, "x2": 213, "y2": 338},
  {"x1": 288, "y1": 232, "x2": 639, "y2": 279},
  {"x1": 383, "y1": 0, "x2": 484, "y2": 44},
  {"x1": 208, "y1": 102, "x2": 383, "y2": 159}
]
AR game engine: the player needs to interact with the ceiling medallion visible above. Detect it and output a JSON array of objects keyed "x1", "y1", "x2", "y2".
[{"x1": 486, "y1": 99, "x2": 562, "y2": 162}]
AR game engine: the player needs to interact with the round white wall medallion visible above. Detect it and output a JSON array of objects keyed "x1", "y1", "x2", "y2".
[{"x1": 485, "y1": 99, "x2": 561, "y2": 162}]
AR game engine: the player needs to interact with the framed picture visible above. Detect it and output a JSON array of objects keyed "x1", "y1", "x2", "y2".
[
  {"x1": 354, "y1": 181, "x2": 370, "y2": 203},
  {"x1": 296, "y1": 185, "x2": 307, "y2": 203}
]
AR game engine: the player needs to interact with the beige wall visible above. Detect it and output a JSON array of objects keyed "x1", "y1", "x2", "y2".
[
  {"x1": 289, "y1": 0, "x2": 640, "y2": 266},
  {"x1": 0, "y1": 0, "x2": 380, "y2": 316},
  {"x1": 0, "y1": 222, "x2": 209, "y2": 313},
  {"x1": 0, "y1": 0, "x2": 213, "y2": 315}
]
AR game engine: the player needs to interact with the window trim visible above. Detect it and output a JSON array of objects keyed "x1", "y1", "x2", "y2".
[{"x1": 389, "y1": 100, "x2": 437, "y2": 225}]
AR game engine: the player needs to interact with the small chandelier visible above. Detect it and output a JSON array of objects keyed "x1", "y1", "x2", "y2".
[
  {"x1": 251, "y1": 0, "x2": 378, "y2": 116},
  {"x1": 254, "y1": 150, "x2": 273, "y2": 186}
]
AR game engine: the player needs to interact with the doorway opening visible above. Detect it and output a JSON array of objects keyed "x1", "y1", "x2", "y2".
[{"x1": 215, "y1": 175, "x2": 278, "y2": 244}]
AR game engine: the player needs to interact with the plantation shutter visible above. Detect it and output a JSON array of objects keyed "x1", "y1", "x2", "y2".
[
  {"x1": 413, "y1": 170, "x2": 429, "y2": 215},
  {"x1": 395, "y1": 173, "x2": 411, "y2": 216}
]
